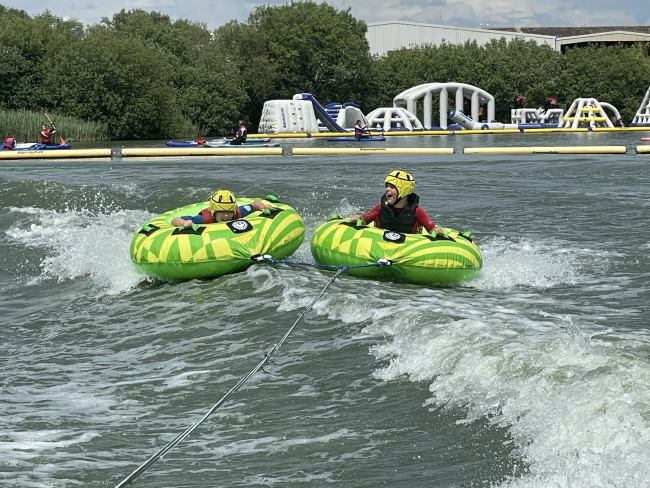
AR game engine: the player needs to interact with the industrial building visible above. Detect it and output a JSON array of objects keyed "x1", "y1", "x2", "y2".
[{"x1": 366, "y1": 22, "x2": 650, "y2": 56}]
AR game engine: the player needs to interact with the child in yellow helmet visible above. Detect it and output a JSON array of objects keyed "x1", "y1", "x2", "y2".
[
  {"x1": 171, "y1": 189, "x2": 272, "y2": 228},
  {"x1": 350, "y1": 170, "x2": 444, "y2": 235}
]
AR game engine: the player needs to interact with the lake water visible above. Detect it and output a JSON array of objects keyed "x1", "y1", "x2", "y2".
[{"x1": 1, "y1": 131, "x2": 649, "y2": 487}]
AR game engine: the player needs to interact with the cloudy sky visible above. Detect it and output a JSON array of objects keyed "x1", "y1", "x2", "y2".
[{"x1": 3, "y1": 0, "x2": 649, "y2": 31}]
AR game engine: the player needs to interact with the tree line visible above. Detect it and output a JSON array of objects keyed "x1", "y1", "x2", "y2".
[{"x1": 1, "y1": 1, "x2": 649, "y2": 141}]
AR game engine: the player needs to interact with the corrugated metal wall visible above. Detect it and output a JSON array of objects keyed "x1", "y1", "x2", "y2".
[{"x1": 367, "y1": 22, "x2": 557, "y2": 56}]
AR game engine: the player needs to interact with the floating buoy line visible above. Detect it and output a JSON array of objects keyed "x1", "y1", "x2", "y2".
[
  {"x1": 4, "y1": 143, "x2": 650, "y2": 160},
  {"x1": 114, "y1": 256, "x2": 389, "y2": 488}
]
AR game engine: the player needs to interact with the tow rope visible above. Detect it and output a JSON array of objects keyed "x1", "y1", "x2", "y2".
[{"x1": 114, "y1": 257, "x2": 388, "y2": 487}]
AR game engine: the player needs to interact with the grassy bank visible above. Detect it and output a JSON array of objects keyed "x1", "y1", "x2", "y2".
[{"x1": 0, "y1": 109, "x2": 110, "y2": 143}]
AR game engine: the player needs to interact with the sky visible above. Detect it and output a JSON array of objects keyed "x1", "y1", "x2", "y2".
[{"x1": 3, "y1": 0, "x2": 650, "y2": 32}]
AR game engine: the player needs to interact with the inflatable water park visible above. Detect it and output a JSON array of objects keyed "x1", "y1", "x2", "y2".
[
  {"x1": 4, "y1": 82, "x2": 650, "y2": 160},
  {"x1": 257, "y1": 82, "x2": 635, "y2": 133}
]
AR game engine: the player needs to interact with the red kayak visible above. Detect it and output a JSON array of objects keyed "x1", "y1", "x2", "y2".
[{"x1": 641, "y1": 137, "x2": 650, "y2": 141}]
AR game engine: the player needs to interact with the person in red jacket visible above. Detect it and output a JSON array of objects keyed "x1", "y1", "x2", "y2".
[
  {"x1": 350, "y1": 170, "x2": 444, "y2": 236},
  {"x1": 40, "y1": 125, "x2": 57, "y2": 145},
  {"x1": 3, "y1": 135, "x2": 16, "y2": 150}
]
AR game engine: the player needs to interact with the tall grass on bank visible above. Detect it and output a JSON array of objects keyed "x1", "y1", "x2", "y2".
[{"x1": 0, "y1": 109, "x2": 110, "y2": 143}]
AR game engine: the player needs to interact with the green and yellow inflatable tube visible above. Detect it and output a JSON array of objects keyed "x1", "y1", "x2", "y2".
[
  {"x1": 310, "y1": 216, "x2": 482, "y2": 285},
  {"x1": 130, "y1": 197, "x2": 305, "y2": 280}
]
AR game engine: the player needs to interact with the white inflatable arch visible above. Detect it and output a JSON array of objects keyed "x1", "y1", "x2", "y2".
[
  {"x1": 365, "y1": 107, "x2": 424, "y2": 131},
  {"x1": 393, "y1": 82, "x2": 495, "y2": 130}
]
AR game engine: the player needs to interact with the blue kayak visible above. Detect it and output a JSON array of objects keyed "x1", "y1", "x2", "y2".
[
  {"x1": 15, "y1": 143, "x2": 72, "y2": 150},
  {"x1": 165, "y1": 141, "x2": 200, "y2": 147},
  {"x1": 326, "y1": 135, "x2": 386, "y2": 142},
  {"x1": 203, "y1": 141, "x2": 279, "y2": 148},
  {"x1": 166, "y1": 138, "x2": 272, "y2": 147},
  {"x1": 209, "y1": 138, "x2": 272, "y2": 144}
]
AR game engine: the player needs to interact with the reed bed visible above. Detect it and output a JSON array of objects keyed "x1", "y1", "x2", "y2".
[{"x1": 0, "y1": 109, "x2": 110, "y2": 143}]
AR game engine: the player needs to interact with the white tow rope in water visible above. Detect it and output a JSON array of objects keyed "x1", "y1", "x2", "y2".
[{"x1": 114, "y1": 258, "x2": 387, "y2": 487}]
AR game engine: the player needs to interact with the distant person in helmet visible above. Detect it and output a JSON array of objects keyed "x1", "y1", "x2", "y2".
[
  {"x1": 349, "y1": 170, "x2": 444, "y2": 235},
  {"x1": 171, "y1": 189, "x2": 272, "y2": 228}
]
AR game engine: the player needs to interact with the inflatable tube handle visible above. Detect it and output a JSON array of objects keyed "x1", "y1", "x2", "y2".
[
  {"x1": 261, "y1": 207, "x2": 283, "y2": 218},
  {"x1": 428, "y1": 233, "x2": 455, "y2": 242},
  {"x1": 172, "y1": 225, "x2": 205, "y2": 236},
  {"x1": 340, "y1": 221, "x2": 366, "y2": 230},
  {"x1": 457, "y1": 231, "x2": 474, "y2": 242},
  {"x1": 138, "y1": 223, "x2": 160, "y2": 236}
]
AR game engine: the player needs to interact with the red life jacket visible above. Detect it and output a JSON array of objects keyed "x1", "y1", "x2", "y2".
[
  {"x1": 3, "y1": 137, "x2": 16, "y2": 149},
  {"x1": 40, "y1": 128, "x2": 51, "y2": 143}
]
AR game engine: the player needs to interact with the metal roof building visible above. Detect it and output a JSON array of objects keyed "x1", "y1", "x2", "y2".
[
  {"x1": 366, "y1": 22, "x2": 650, "y2": 56},
  {"x1": 366, "y1": 22, "x2": 556, "y2": 56}
]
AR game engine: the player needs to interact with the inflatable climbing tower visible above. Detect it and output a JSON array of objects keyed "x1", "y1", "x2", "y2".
[
  {"x1": 630, "y1": 86, "x2": 650, "y2": 126},
  {"x1": 559, "y1": 98, "x2": 615, "y2": 128}
]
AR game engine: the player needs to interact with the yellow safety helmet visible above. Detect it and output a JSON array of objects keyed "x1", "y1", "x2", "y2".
[
  {"x1": 385, "y1": 170, "x2": 415, "y2": 200},
  {"x1": 209, "y1": 189, "x2": 237, "y2": 216}
]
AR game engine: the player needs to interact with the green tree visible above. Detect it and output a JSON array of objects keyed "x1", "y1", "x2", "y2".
[
  {"x1": 175, "y1": 51, "x2": 249, "y2": 137},
  {"x1": 41, "y1": 25, "x2": 186, "y2": 139},
  {"x1": 251, "y1": 1, "x2": 372, "y2": 101},
  {"x1": 474, "y1": 38, "x2": 564, "y2": 121},
  {"x1": 0, "y1": 7, "x2": 84, "y2": 109},
  {"x1": 0, "y1": 44, "x2": 30, "y2": 109},
  {"x1": 214, "y1": 20, "x2": 278, "y2": 130},
  {"x1": 96, "y1": 9, "x2": 247, "y2": 137},
  {"x1": 216, "y1": 1, "x2": 374, "y2": 123},
  {"x1": 101, "y1": 9, "x2": 212, "y2": 62}
]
